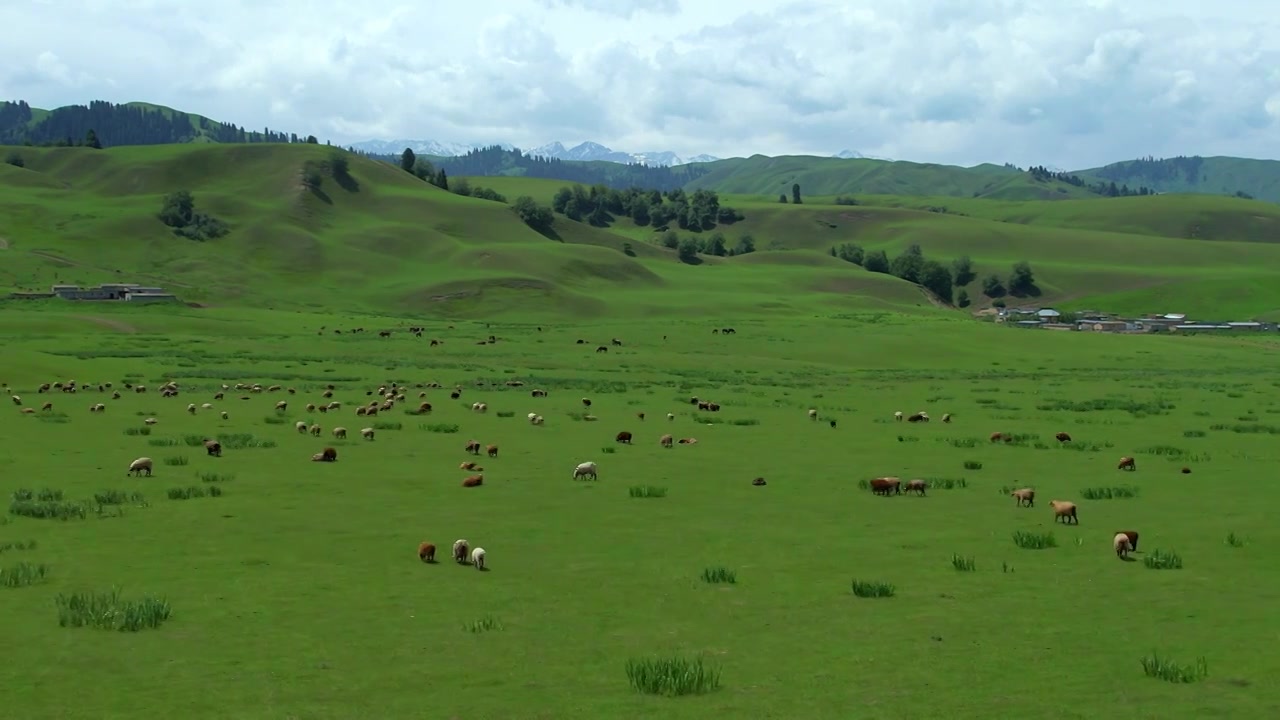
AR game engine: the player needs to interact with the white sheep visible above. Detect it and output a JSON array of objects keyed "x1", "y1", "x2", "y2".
[
  {"x1": 573, "y1": 461, "x2": 598, "y2": 481},
  {"x1": 894, "y1": 411, "x2": 903, "y2": 421},
  {"x1": 144, "y1": 417, "x2": 158, "y2": 425},
  {"x1": 667, "y1": 413, "x2": 675, "y2": 421},
  {"x1": 127, "y1": 457, "x2": 153, "y2": 477},
  {"x1": 220, "y1": 411, "x2": 229, "y2": 419},
  {"x1": 275, "y1": 400, "x2": 288, "y2": 411},
  {"x1": 808, "y1": 408, "x2": 818, "y2": 420},
  {"x1": 361, "y1": 427, "x2": 375, "y2": 440},
  {"x1": 471, "y1": 547, "x2": 486, "y2": 571},
  {"x1": 296, "y1": 421, "x2": 308, "y2": 433},
  {"x1": 1113, "y1": 532, "x2": 1133, "y2": 558},
  {"x1": 531, "y1": 415, "x2": 544, "y2": 425},
  {"x1": 9, "y1": 395, "x2": 19, "y2": 406},
  {"x1": 527, "y1": 412, "x2": 538, "y2": 420},
  {"x1": 186, "y1": 403, "x2": 197, "y2": 415},
  {"x1": 332, "y1": 427, "x2": 346, "y2": 439},
  {"x1": 201, "y1": 403, "x2": 213, "y2": 410}
]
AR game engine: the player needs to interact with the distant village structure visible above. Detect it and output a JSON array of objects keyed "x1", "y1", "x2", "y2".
[
  {"x1": 997, "y1": 307, "x2": 1273, "y2": 333},
  {"x1": 8, "y1": 283, "x2": 178, "y2": 303}
]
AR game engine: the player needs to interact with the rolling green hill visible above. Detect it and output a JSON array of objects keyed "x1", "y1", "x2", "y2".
[
  {"x1": 0, "y1": 100, "x2": 308, "y2": 147},
  {"x1": 1076, "y1": 156, "x2": 1280, "y2": 202}
]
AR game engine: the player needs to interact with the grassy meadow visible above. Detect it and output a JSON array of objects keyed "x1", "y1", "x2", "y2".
[{"x1": 3, "y1": 305, "x2": 1280, "y2": 719}]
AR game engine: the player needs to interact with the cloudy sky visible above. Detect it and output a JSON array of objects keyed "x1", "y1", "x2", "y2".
[{"x1": 5, "y1": 0, "x2": 1280, "y2": 168}]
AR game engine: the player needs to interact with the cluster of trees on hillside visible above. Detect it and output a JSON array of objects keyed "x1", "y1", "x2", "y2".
[
  {"x1": 1093, "y1": 155, "x2": 1204, "y2": 185},
  {"x1": 830, "y1": 244, "x2": 1038, "y2": 307},
  {"x1": 157, "y1": 190, "x2": 227, "y2": 241},
  {"x1": 364, "y1": 146, "x2": 707, "y2": 192},
  {"x1": 1026, "y1": 165, "x2": 1155, "y2": 197},
  {"x1": 394, "y1": 148, "x2": 507, "y2": 202},
  {"x1": 657, "y1": 230, "x2": 755, "y2": 261},
  {"x1": 776, "y1": 183, "x2": 803, "y2": 204},
  {"x1": 550, "y1": 184, "x2": 743, "y2": 231},
  {"x1": 0, "y1": 100, "x2": 310, "y2": 147}
]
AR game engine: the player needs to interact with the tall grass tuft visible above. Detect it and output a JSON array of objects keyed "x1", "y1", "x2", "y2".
[
  {"x1": 0, "y1": 561, "x2": 50, "y2": 587},
  {"x1": 1143, "y1": 549, "x2": 1183, "y2": 570},
  {"x1": 951, "y1": 554, "x2": 976, "y2": 571},
  {"x1": 215, "y1": 433, "x2": 276, "y2": 450},
  {"x1": 850, "y1": 579, "x2": 895, "y2": 598},
  {"x1": 93, "y1": 490, "x2": 146, "y2": 506},
  {"x1": 163, "y1": 455, "x2": 189, "y2": 467},
  {"x1": 1140, "y1": 652, "x2": 1207, "y2": 683},
  {"x1": 1226, "y1": 532, "x2": 1246, "y2": 548},
  {"x1": 601, "y1": 446, "x2": 617, "y2": 454},
  {"x1": 1012, "y1": 531, "x2": 1056, "y2": 549},
  {"x1": 701, "y1": 566, "x2": 736, "y2": 584},
  {"x1": 263, "y1": 415, "x2": 289, "y2": 425},
  {"x1": 167, "y1": 486, "x2": 223, "y2": 500},
  {"x1": 420, "y1": 423, "x2": 460, "y2": 434},
  {"x1": 496, "y1": 411, "x2": 515, "y2": 418},
  {"x1": 198, "y1": 472, "x2": 234, "y2": 483},
  {"x1": 373, "y1": 421, "x2": 402, "y2": 431},
  {"x1": 625, "y1": 656, "x2": 721, "y2": 697},
  {"x1": 1079, "y1": 486, "x2": 1139, "y2": 500},
  {"x1": 0, "y1": 540, "x2": 37, "y2": 554},
  {"x1": 147, "y1": 437, "x2": 179, "y2": 447},
  {"x1": 628, "y1": 485, "x2": 667, "y2": 498},
  {"x1": 462, "y1": 615, "x2": 503, "y2": 633},
  {"x1": 55, "y1": 588, "x2": 172, "y2": 631},
  {"x1": 963, "y1": 461, "x2": 983, "y2": 470},
  {"x1": 124, "y1": 427, "x2": 151, "y2": 436},
  {"x1": 927, "y1": 477, "x2": 968, "y2": 490}
]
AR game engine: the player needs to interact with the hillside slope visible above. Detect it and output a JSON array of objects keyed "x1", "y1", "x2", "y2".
[
  {"x1": 0, "y1": 144, "x2": 942, "y2": 319},
  {"x1": 1075, "y1": 156, "x2": 1280, "y2": 203}
]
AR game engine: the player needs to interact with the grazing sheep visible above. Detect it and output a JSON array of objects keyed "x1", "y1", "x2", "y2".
[
  {"x1": 201, "y1": 403, "x2": 213, "y2": 410},
  {"x1": 127, "y1": 457, "x2": 154, "y2": 476},
  {"x1": 186, "y1": 403, "x2": 197, "y2": 415},
  {"x1": 1113, "y1": 532, "x2": 1133, "y2": 559},
  {"x1": 615, "y1": 431, "x2": 632, "y2": 444},
  {"x1": 1055, "y1": 432, "x2": 1072, "y2": 443},
  {"x1": 808, "y1": 408, "x2": 818, "y2": 420},
  {"x1": 471, "y1": 547, "x2": 486, "y2": 570},
  {"x1": 573, "y1": 461, "x2": 598, "y2": 481},
  {"x1": 465, "y1": 440, "x2": 481, "y2": 455},
  {"x1": 204, "y1": 439, "x2": 222, "y2": 457},
  {"x1": 942, "y1": 413, "x2": 952, "y2": 423},
  {"x1": 144, "y1": 417, "x2": 158, "y2": 425},
  {"x1": 677, "y1": 437, "x2": 698, "y2": 444},
  {"x1": 527, "y1": 412, "x2": 538, "y2": 420},
  {"x1": 275, "y1": 401, "x2": 288, "y2": 411},
  {"x1": 752, "y1": 477, "x2": 767, "y2": 486},
  {"x1": 462, "y1": 474, "x2": 483, "y2": 487},
  {"x1": 214, "y1": 392, "x2": 225, "y2": 400},
  {"x1": 1118, "y1": 456, "x2": 1136, "y2": 471},
  {"x1": 333, "y1": 427, "x2": 347, "y2": 440},
  {"x1": 1050, "y1": 500, "x2": 1078, "y2": 525},
  {"x1": 660, "y1": 433, "x2": 673, "y2": 448},
  {"x1": 219, "y1": 411, "x2": 229, "y2": 420},
  {"x1": 459, "y1": 462, "x2": 483, "y2": 471},
  {"x1": 637, "y1": 412, "x2": 645, "y2": 421},
  {"x1": 581, "y1": 398, "x2": 592, "y2": 408},
  {"x1": 112, "y1": 391, "x2": 121, "y2": 399},
  {"x1": 21, "y1": 407, "x2": 35, "y2": 414},
  {"x1": 486, "y1": 444, "x2": 498, "y2": 458},
  {"x1": 583, "y1": 414, "x2": 598, "y2": 422},
  {"x1": 667, "y1": 413, "x2": 675, "y2": 421},
  {"x1": 452, "y1": 539, "x2": 469, "y2": 564},
  {"x1": 361, "y1": 427, "x2": 375, "y2": 440},
  {"x1": 10, "y1": 395, "x2": 20, "y2": 405},
  {"x1": 417, "y1": 402, "x2": 432, "y2": 414},
  {"x1": 1115, "y1": 530, "x2": 1140, "y2": 552},
  {"x1": 296, "y1": 421, "x2": 308, "y2": 434},
  {"x1": 907, "y1": 411, "x2": 929, "y2": 423},
  {"x1": 321, "y1": 447, "x2": 338, "y2": 462},
  {"x1": 531, "y1": 389, "x2": 548, "y2": 397},
  {"x1": 418, "y1": 542, "x2": 436, "y2": 563},
  {"x1": 905, "y1": 479, "x2": 927, "y2": 496},
  {"x1": 870, "y1": 477, "x2": 901, "y2": 496},
  {"x1": 894, "y1": 411, "x2": 903, "y2": 422},
  {"x1": 829, "y1": 419, "x2": 837, "y2": 428},
  {"x1": 1011, "y1": 488, "x2": 1035, "y2": 507},
  {"x1": 310, "y1": 424, "x2": 322, "y2": 437},
  {"x1": 42, "y1": 402, "x2": 53, "y2": 412}
]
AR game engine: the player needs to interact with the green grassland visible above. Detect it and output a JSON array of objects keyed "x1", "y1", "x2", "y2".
[{"x1": 3, "y1": 307, "x2": 1280, "y2": 719}]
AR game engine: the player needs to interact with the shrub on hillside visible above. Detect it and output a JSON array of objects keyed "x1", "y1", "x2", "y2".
[
  {"x1": 512, "y1": 196, "x2": 555, "y2": 234},
  {"x1": 3, "y1": 151, "x2": 23, "y2": 168},
  {"x1": 157, "y1": 190, "x2": 228, "y2": 242}
]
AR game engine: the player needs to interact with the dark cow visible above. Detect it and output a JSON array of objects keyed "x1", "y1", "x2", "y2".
[
  {"x1": 870, "y1": 477, "x2": 901, "y2": 496},
  {"x1": 615, "y1": 431, "x2": 633, "y2": 444}
]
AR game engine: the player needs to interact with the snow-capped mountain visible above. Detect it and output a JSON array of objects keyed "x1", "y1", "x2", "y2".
[
  {"x1": 832, "y1": 149, "x2": 865, "y2": 159},
  {"x1": 348, "y1": 138, "x2": 719, "y2": 166}
]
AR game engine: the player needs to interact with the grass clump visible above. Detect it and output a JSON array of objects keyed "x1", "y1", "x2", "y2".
[
  {"x1": 628, "y1": 485, "x2": 668, "y2": 498},
  {"x1": 927, "y1": 477, "x2": 968, "y2": 490},
  {"x1": 0, "y1": 561, "x2": 50, "y2": 588},
  {"x1": 701, "y1": 566, "x2": 737, "y2": 584},
  {"x1": 1140, "y1": 652, "x2": 1207, "y2": 683},
  {"x1": 601, "y1": 446, "x2": 617, "y2": 454},
  {"x1": 1079, "y1": 486, "x2": 1139, "y2": 500},
  {"x1": 951, "y1": 554, "x2": 976, "y2": 571},
  {"x1": 625, "y1": 656, "x2": 722, "y2": 697},
  {"x1": 167, "y1": 486, "x2": 223, "y2": 500},
  {"x1": 1143, "y1": 549, "x2": 1183, "y2": 570},
  {"x1": 198, "y1": 472, "x2": 234, "y2": 483},
  {"x1": 216, "y1": 433, "x2": 276, "y2": 449},
  {"x1": 147, "y1": 437, "x2": 179, "y2": 447},
  {"x1": 9, "y1": 493, "x2": 90, "y2": 521},
  {"x1": 1226, "y1": 532, "x2": 1246, "y2": 548},
  {"x1": 420, "y1": 423, "x2": 460, "y2": 434},
  {"x1": 372, "y1": 421, "x2": 402, "y2": 430},
  {"x1": 55, "y1": 588, "x2": 172, "y2": 631},
  {"x1": 262, "y1": 415, "x2": 289, "y2": 425},
  {"x1": 850, "y1": 579, "x2": 895, "y2": 598},
  {"x1": 163, "y1": 455, "x2": 190, "y2": 467},
  {"x1": 1140, "y1": 445, "x2": 1186, "y2": 457},
  {"x1": 0, "y1": 539, "x2": 37, "y2": 554},
  {"x1": 1183, "y1": 429, "x2": 1207, "y2": 438},
  {"x1": 963, "y1": 460, "x2": 983, "y2": 470},
  {"x1": 124, "y1": 427, "x2": 151, "y2": 436},
  {"x1": 1012, "y1": 531, "x2": 1056, "y2": 549},
  {"x1": 462, "y1": 615, "x2": 504, "y2": 633},
  {"x1": 93, "y1": 490, "x2": 146, "y2": 506},
  {"x1": 495, "y1": 411, "x2": 515, "y2": 418}
]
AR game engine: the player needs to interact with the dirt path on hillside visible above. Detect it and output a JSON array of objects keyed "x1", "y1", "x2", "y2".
[{"x1": 74, "y1": 315, "x2": 140, "y2": 334}]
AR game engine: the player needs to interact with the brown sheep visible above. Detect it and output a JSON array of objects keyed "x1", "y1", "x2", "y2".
[
  {"x1": 462, "y1": 474, "x2": 484, "y2": 487},
  {"x1": 1115, "y1": 530, "x2": 1139, "y2": 553},
  {"x1": 321, "y1": 447, "x2": 338, "y2": 462},
  {"x1": 1011, "y1": 488, "x2": 1035, "y2": 507},
  {"x1": 677, "y1": 437, "x2": 698, "y2": 444},
  {"x1": 659, "y1": 433, "x2": 673, "y2": 448},
  {"x1": 1118, "y1": 456, "x2": 1136, "y2": 471},
  {"x1": 459, "y1": 461, "x2": 483, "y2": 471},
  {"x1": 905, "y1": 479, "x2": 927, "y2": 496},
  {"x1": 19, "y1": 407, "x2": 34, "y2": 415},
  {"x1": 417, "y1": 402, "x2": 432, "y2": 414},
  {"x1": 1113, "y1": 532, "x2": 1134, "y2": 559},
  {"x1": 1050, "y1": 500, "x2": 1078, "y2": 525},
  {"x1": 204, "y1": 439, "x2": 222, "y2": 457},
  {"x1": 465, "y1": 440, "x2": 481, "y2": 455},
  {"x1": 907, "y1": 411, "x2": 928, "y2": 423},
  {"x1": 615, "y1": 431, "x2": 632, "y2": 444},
  {"x1": 990, "y1": 432, "x2": 1009, "y2": 443},
  {"x1": 418, "y1": 542, "x2": 437, "y2": 563},
  {"x1": 1055, "y1": 432, "x2": 1072, "y2": 443},
  {"x1": 870, "y1": 477, "x2": 901, "y2": 496},
  {"x1": 486, "y1": 444, "x2": 499, "y2": 458}
]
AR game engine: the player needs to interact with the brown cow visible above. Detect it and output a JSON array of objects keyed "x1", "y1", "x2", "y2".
[
  {"x1": 418, "y1": 542, "x2": 436, "y2": 563},
  {"x1": 1055, "y1": 432, "x2": 1072, "y2": 443},
  {"x1": 659, "y1": 433, "x2": 673, "y2": 448},
  {"x1": 462, "y1": 474, "x2": 484, "y2": 487},
  {"x1": 990, "y1": 432, "x2": 1005, "y2": 443},
  {"x1": 486, "y1": 444, "x2": 499, "y2": 458},
  {"x1": 870, "y1": 477, "x2": 901, "y2": 496},
  {"x1": 905, "y1": 479, "x2": 927, "y2": 496},
  {"x1": 465, "y1": 440, "x2": 481, "y2": 455},
  {"x1": 1118, "y1": 456, "x2": 1136, "y2": 471},
  {"x1": 1115, "y1": 530, "x2": 1140, "y2": 552},
  {"x1": 615, "y1": 431, "x2": 632, "y2": 444},
  {"x1": 204, "y1": 439, "x2": 222, "y2": 457}
]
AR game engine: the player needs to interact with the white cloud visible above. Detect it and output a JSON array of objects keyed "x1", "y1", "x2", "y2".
[{"x1": 2, "y1": 0, "x2": 1279, "y2": 168}]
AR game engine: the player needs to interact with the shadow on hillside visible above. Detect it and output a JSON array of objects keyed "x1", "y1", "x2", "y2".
[
  {"x1": 1009, "y1": 284, "x2": 1043, "y2": 299},
  {"x1": 334, "y1": 172, "x2": 360, "y2": 193},
  {"x1": 678, "y1": 255, "x2": 704, "y2": 266},
  {"x1": 308, "y1": 185, "x2": 333, "y2": 205}
]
